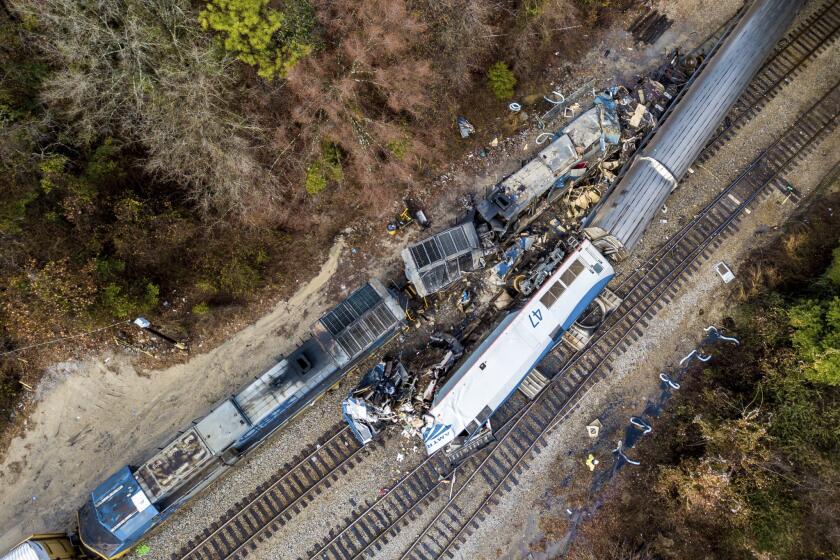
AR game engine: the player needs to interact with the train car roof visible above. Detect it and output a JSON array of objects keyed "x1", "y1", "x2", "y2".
[
  {"x1": 432, "y1": 312, "x2": 518, "y2": 409},
  {"x1": 1, "y1": 542, "x2": 50, "y2": 560},
  {"x1": 231, "y1": 339, "x2": 338, "y2": 447},
  {"x1": 77, "y1": 466, "x2": 158, "y2": 559},
  {"x1": 312, "y1": 280, "x2": 404, "y2": 364},
  {"x1": 402, "y1": 222, "x2": 482, "y2": 297},
  {"x1": 134, "y1": 428, "x2": 211, "y2": 503},
  {"x1": 429, "y1": 241, "x2": 615, "y2": 432}
]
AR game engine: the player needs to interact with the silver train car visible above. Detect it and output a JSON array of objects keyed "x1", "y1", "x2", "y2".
[
  {"x1": 77, "y1": 281, "x2": 403, "y2": 559},
  {"x1": 583, "y1": 0, "x2": 807, "y2": 259}
]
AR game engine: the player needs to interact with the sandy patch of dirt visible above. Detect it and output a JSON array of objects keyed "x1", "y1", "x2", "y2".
[{"x1": 0, "y1": 238, "x2": 346, "y2": 550}]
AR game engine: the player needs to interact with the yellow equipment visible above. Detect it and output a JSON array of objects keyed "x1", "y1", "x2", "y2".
[{"x1": 1, "y1": 534, "x2": 84, "y2": 560}]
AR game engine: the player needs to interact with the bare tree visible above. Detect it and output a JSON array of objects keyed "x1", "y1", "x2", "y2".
[
  {"x1": 416, "y1": 0, "x2": 498, "y2": 93},
  {"x1": 11, "y1": 0, "x2": 276, "y2": 218}
]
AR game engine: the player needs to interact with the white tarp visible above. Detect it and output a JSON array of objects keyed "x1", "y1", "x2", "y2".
[{"x1": 1, "y1": 542, "x2": 51, "y2": 560}]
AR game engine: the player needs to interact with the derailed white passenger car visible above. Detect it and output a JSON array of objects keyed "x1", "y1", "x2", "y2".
[{"x1": 422, "y1": 240, "x2": 614, "y2": 454}]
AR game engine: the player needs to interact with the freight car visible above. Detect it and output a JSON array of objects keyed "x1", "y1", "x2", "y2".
[
  {"x1": 76, "y1": 281, "x2": 403, "y2": 559},
  {"x1": 477, "y1": 98, "x2": 621, "y2": 237}
]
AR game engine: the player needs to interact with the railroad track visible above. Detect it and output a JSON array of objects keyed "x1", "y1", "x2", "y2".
[
  {"x1": 174, "y1": 424, "x2": 371, "y2": 560},
  {"x1": 611, "y1": 0, "x2": 838, "y2": 188},
  {"x1": 304, "y1": 83, "x2": 840, "y2": 560},
  {"x1": 172, "y1": 6, "x2": 839, "y2": 558}
]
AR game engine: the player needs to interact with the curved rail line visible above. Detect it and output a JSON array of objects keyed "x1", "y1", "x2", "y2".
[
  {"x1": 304, "y1": 82, "x2": 840, "y2": 560},
  {"x1": 173, "y1": 5, "x2": 838, "y2": 558}
]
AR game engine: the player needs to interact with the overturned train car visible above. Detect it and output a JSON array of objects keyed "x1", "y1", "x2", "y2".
[
  {"x1": 402, "y1": 97, "x2": 622, "y2": 299},
  {"x1": 77, "y1": 281, "x2": 403, "y2": 559},
  {"x1": 422, "y1": 239, "x2": 615, "y2": 454},
  {"x1": 583, "y1": 0, "x2": 806, "y2": 259}
]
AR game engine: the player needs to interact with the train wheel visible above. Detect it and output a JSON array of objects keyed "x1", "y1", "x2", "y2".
[{"x1": 575, "y1": 298, "x2": 606, "y2": 329}]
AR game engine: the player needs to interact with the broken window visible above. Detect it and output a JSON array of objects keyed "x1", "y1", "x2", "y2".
[{"x1": 569, "y1": 259, "x2": 585, "y2": 276}]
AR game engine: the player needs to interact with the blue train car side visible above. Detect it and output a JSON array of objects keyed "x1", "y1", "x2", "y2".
[{"x1": 77, "y1": 281, "x2": 404, "y2": 559}]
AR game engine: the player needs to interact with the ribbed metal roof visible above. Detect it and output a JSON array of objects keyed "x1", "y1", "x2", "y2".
[
  {"x1": 586, "y1": 0, "x2": 806, "y2": 254},
  {"x1": 1, "y1": 543, "x2": 49, "y2": 560}
]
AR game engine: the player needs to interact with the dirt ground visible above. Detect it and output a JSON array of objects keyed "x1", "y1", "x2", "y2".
[
  {"x1": 0, "y1": 238, "x2": 347, "y2": 548},
  {"x1": 0, "y1": 0, "x2": 834, "y2": 556}
]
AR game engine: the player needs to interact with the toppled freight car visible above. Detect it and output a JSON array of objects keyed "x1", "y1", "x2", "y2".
[{"x1": 477, "y1": 96, "x2": 621, "y2": 236}]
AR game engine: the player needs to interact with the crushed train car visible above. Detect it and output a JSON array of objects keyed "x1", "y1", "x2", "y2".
[
  {"x1": 342, "y1": 360, "x2": 411, "y2": 444},
  {"x1": 342, "y1": 331, "x2": 467, "y2": 445},
  {"x1": 477, "y1": 96, "x2": 621, "y2": 236}
]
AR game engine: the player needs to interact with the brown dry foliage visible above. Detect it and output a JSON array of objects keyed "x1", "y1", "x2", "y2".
[{"x1": 0, "y1": 0, "x2": 630, "y2": 437}]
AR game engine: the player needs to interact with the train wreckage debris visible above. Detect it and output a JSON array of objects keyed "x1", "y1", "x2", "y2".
[{"x1": 343, "y1": 48, "x2": 706, "y2": 451}]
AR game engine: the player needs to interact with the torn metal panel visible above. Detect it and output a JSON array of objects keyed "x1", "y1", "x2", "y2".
[
  {"x1": 493, "y1": 235, "x2": 535, "y2": 282},
  {"x1": 477, "y1": 99, "x2": 620, "y2": 233},
  {"x1": 402, "y1": 222, "x2": 483, "y2": 297},
  {"x1": 342, "y1": 397, "x2": 381, "y2": 445},
  {"x1": 457, "y1": 116, "x2": 475, "y2": 138},
  {"x1": 536, "y1": 134, "x2": 578, "y2": 173},
  {"x1": 354, "y1": 361, "x2": 410, "y2": 400},
  {"x1": 563, "y1": 107, "x2": 602, "y2": 152},
  {"x1": 342, "y1": 361, "x2": 413, "y2": 445}
]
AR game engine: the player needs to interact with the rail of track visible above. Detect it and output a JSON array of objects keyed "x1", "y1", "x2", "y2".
[
  {"x1": 400, "y1": 83, "x2": 840, "y2": 560},
  {"x1": 303, "y1": 82, "x2": 840, "y2": 560},
  {"x1": 174, "y1": 423, "x2": 368, "y2": 560},
  {"x1": 609, "y1": 0, "x2": 839, "y2": 191},
  {"x1": 173, "y1": 5, "x2": 839, "y2": 558}
]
